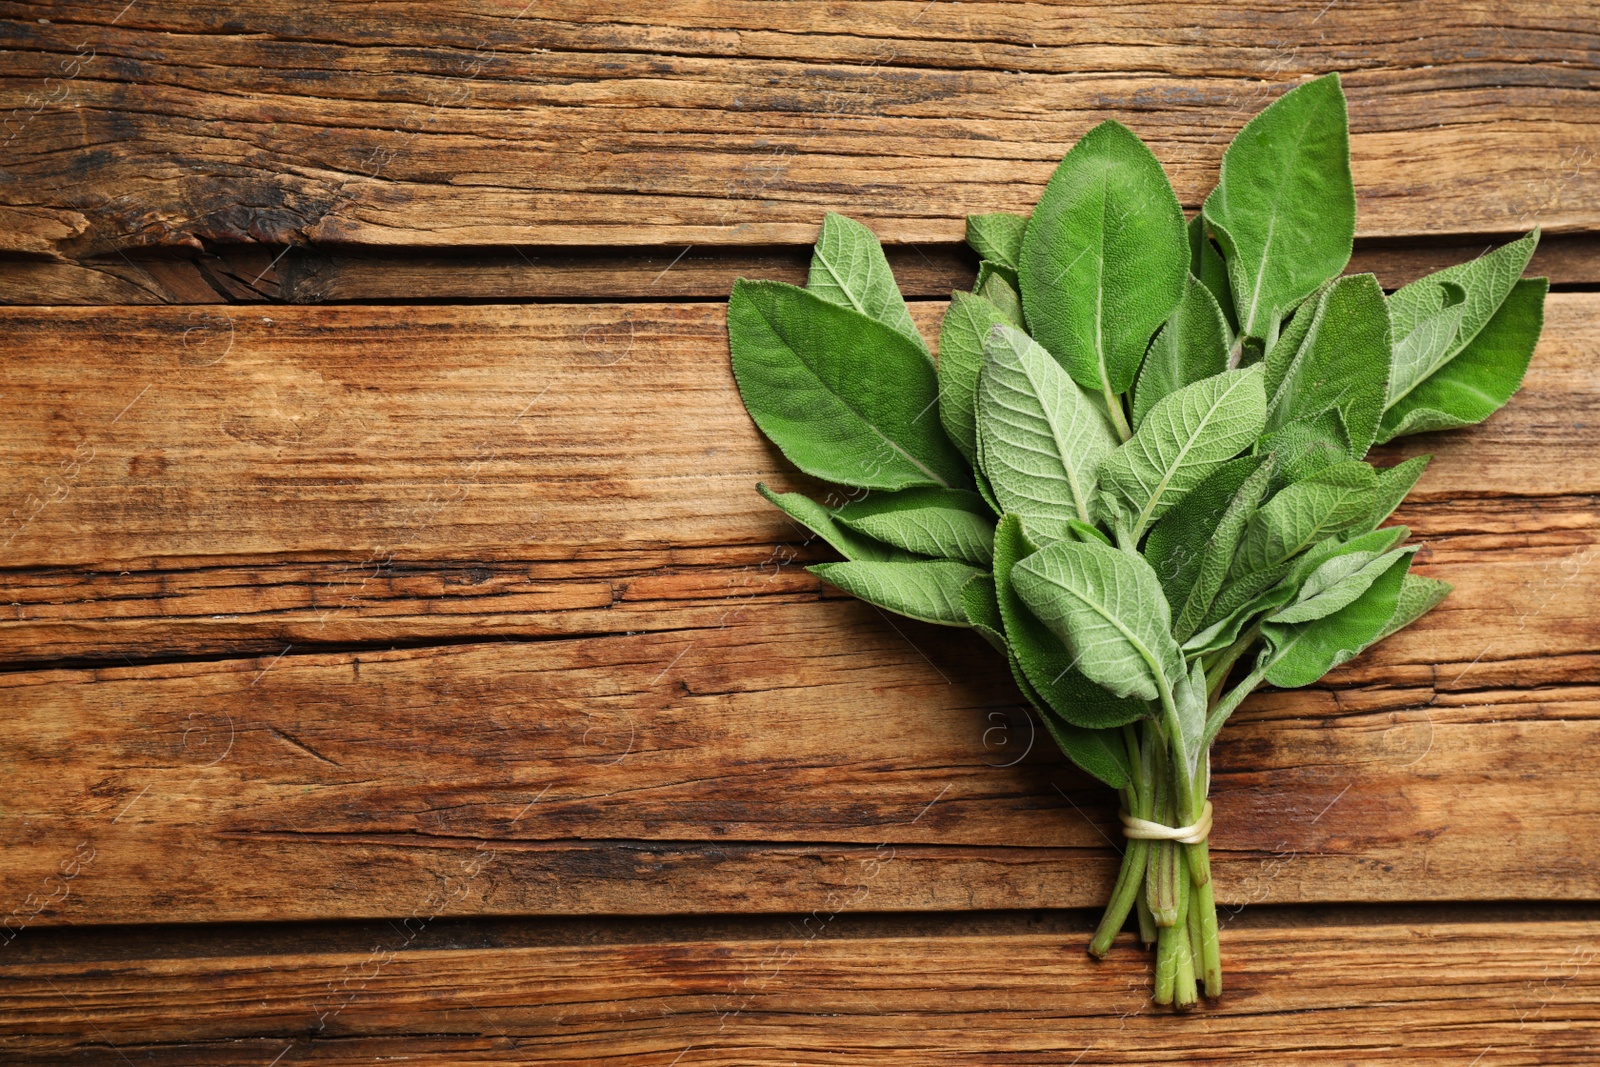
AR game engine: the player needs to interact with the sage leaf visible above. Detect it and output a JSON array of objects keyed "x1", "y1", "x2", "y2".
[
  {"x1": 960, "y1": 573, "x2": 1009, "y2": 653},
  {"x1": 1189, "y1": 213, "x2": 1238, "y2": 337},
  {"x1": 1376, "y1": 573, "x2": 1453, "y2": 642},
  {"x1": 1377, "y1": 278, "x2": 1547, "y2": 443},
  {"x1": 1257, "y1": 409, "x2": 1351, "y2": 488},
  {"x1": 757, "y1": 484, "x2": 915, "y2": 563},
  {"x1": 967, "y1": 212, "x2": 1029, "y2": 271},
  {"x1": 967, "y1": 562, "x2": 1136, "y2": 786},
  {"x1": 1173, "y1": 456, "x2": 1276, "y2": 642},
  {"x1": 1270, "y1": 546, "x2": 1415, "y2": 625},
  {"x1": 1386, "y1": 229, "x2": 1540, "y2": 392},
  {"x1": 836, "y1": 487, "x2": 996, "y2": 566},
  {"x1": 1019, "y1": 120, "x2": 1188, "y2": 411},
  {"x1": 1353, "y1": 456, "x2": 1429, "y2": 534},
  {"x1": 1203, "y1": 73, "x2": 1355, "y2": 344},
  {"x1": 810, "y1": 559, "x2": 983, "y2": 627},
  {"x1": 1013, "y1": 538, "x2": 1184, "y2": 704},
  {"x1": 729, "y1": 279, "x2": 967, "y2": 490},
  {"x1": 994, "y1": 516, "x2": 1147, "y2": 730},
  {"x1": 1264, "y1": 273, "x2": 1391, "y2": 457},
  {"x1": 1037, "y1": 711, "x2": 1133, "y2": 790},
  {"x1": 975, "y1": 263, "x2": 1025, "y2": 325},
  {"x1": 938, "y1": 290, "x2": 1016, "y2": 465},
  {"x1": 1229, "y1": 461, "x2": 1379, "y2": 580},
  {"x1": 807, "y1": 212, "x2": 928, "y2": 357},
  {"x1": 1386, "y1": 286, "x2": 1467, "y2": 407},
  {"x1": 1094, "y1": 367, "x2": 1268, "y2": 540},
  {"x1": 1132, "y1": 275, "x2": 1231, "y2": 428},
  {"x1": 977, "y1": 325, "x2": 1119, "y2": 537},
  {"x1": 1145, "y1": 454, "x2": 1268, "y2": 611},
  {"x1": 1259, "y1": 550, "x2": 1411, "y2": 687}
]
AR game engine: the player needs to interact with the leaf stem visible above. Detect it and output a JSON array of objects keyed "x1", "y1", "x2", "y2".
[
  {"x1": 1102, "y1": 381, "x2": 1134, "y2": 442},
  {"x1": 1202, "y1": 658, "x2": 1272, "y2": 750}
]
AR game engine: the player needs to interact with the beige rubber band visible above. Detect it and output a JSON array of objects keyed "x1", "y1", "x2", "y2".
[{"x1": 1119, "y1": 800, "x2": 1213, "y2": 845}]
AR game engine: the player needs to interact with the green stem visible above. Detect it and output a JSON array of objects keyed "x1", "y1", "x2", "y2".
[
  {"x1": 1203, "y1": 623, "x2": 1262, "y2": 700},
  {"x1": 1186, "y1": 843, "x2": 1222, "y2": 997},
  {"x1": 1136, "y1": 886, "x2": 1158, "y2": 946},
  {"x1": 1202, "y1": 659, "x2": 1272, "y2": 750},
  {"x1": 1089, "y1": 837, "x2": 1148, "y2": 958},
  {"x1": 1102, "y1": 381, "x2": 1133, "y2": 442}
]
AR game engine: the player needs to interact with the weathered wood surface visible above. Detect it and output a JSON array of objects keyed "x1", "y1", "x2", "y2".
[
  {"x1": 3, "y1": 234, "x2": 1597, "y2": 306},
  {"x1": 1, "y1": 3, "x2": 1595, "y2": 257},
  {"x1": 2, "y1": 915, "x2": 1597, "y2": 1063},
  {"x1": 0, "y1": 298, "x2": 1594, "y2": 925}
]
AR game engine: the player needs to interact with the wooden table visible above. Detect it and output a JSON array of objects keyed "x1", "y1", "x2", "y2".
[{"x1": 2, "y1": 4, "x2": 1598, "y2": 1062}]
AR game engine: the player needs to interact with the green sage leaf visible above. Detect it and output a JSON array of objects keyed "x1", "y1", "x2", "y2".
[
  {"x1": 993, "y1": 516, "x2": 1147, "y2": 730},
  {"x1": 1386, "y1": 229, "x2": 1540, "y2": 394},
  {"x1": 729, "y1": 279, "x2": 967, "y2": 491},
  {"x1": 977, "y1": 325, "x2": 1119, "y2": 537},
  {"x1": 1094, "y1": 367, "x2": 1268, "y2": 540},
  {"x1": 1203, "y1": 73, "x2": 1355, "y2": 343},
  {"x1": 757, "y1": 484, "x2": 915, "y2": 562},
  {"x1": 1259, "y1": 550, "x2": 1411, "y2": 688},
  {"x1": 1012, "y1": 538, "x2": 1184, "y2": 704},
  {"x1": 967, "y1": 212, "x2": 1029, "y2": 271},
  {"x1": 836, "y1": 487, "x2": 995, "y2": 566},
  {"x1": 810, "y1": 559, "x2": 983, "y2": 627},
  {"x1": 1132, "y1": 274, "x2": 1231, "y2": 428},
  {"x1": 1377, "y1": 278, "x2": 1547, "y2": 443},
  {"x1": 807, "y1": 212, "x2": 928, "y2": 357},
  {"x1": 975, "y1": 262, "x2": 1025, "y2": 325},
  {"x1": 1264, "y1": 273, "x2": 1391, "y2": 457},
  {"x1": 1352, "y1": 456, "x2": 1429, "y2": 534},
  {"x1": 938, "y1": 290, "x2": 1016, "y2": 465},
  {"x1": 1270, "y1": 546, "x2": 1415, "y2": 624},
  {"x1": 1188, "y1": 213, "x2": 1238, "y2": 337},
  {"x1": 1376, "y1": 573, "x2": 1453, "y2": 642},
  {"x1": 1386, "y1": 285, "x2": 1467, "y2": 407},
  {"x1": 1019, "y1": 120, "x2": 1188, "y2": 403},
  {"x1": 1171, "y1": 456, "x2": 1276, "y2": 641},
  {"x1": 1145, "y1": 454, "x2": 1268, "y2": 611}
]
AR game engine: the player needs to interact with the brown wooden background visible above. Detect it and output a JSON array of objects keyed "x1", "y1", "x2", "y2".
[{"x1": 2, "y1": 3, "x2": 1598, "y2": 1063}]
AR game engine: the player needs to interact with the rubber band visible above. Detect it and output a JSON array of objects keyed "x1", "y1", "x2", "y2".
[{"x1": 1119, "y1": 800, "x2": 1213, "y2": 845}]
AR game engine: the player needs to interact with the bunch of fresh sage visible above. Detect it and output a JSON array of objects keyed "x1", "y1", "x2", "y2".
[{"x1": 726, "y1": 73, "x2": 1546, "y2": 1008}]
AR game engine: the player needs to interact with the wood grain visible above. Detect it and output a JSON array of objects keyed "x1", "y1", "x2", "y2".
[
  {"x1": 2, "y1": 916, "x2": 1596, "y2": 1063},
  {"x1": 0, "y1": 298, "x2": 1595, "y2": 924},
  {"x1": 1, "y1": 3, "x2": 1595, "y2": 256},
  {"x1": 1, "y1": 298, "x2": 1594, "y2": 573},
  {"x1": 3, "y1": 234, "x2": 1597, "y2": 306}
]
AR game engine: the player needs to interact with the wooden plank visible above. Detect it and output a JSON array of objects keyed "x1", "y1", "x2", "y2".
[
  {"x1": 4, "y1": 235, "x2": 1597, "y2": 306},
  {"x1": 0, "y1": 298, "x2": 1594, "y2": 923},
  {"x1": 1, "y1": 917, "x2": 1597, "y2": 1062},
  {"x1": 1, "y1": 3, "x2": 1595, "y2": 256},
  {"x1": 0, "y1": 591, "x2": 1596, "y2": 923},
  {"x1": 1, "y1": 297, "x2": 1594, "y2": 572}
]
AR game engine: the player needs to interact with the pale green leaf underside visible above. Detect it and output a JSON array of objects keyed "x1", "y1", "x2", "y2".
[
  {"x1": 1387, "y1": 229, "x2": 1539, "y2": 371},
  {"x1": 1261, "y1": 550, "x2": 1411, "y2": 688},
  {"x1": 1378, "y1": 278, "x2": 1547, "y2": 444},
  {"x1": 807, "y1": 212, "x2": 929, "y2": 357},
  {"x1": 811, "y1": 560, "x2": 983, "y2": 627},
  {"x1": 977, "y1": 325, "x2": 1118, "y2": 535},
  {"x1": 1270, "y1": 546, "x2": 1414, "y2": 624},
  {"x1": 836, "y1": 487, "x2": 995, "y2": 566},
  {"x1": 992, "y1": 515, "x2": 1146, "y2": 731},
  {"x1": 1095, "y1": 366, "x2": 1267, "y2": 538},
  {"x1": 1013, "y1": 538, "x2": 1182, "y2": 703},
  {"x1": 938, "y1": 290, "x2": 1016, "y2": 465},
  {"x1": 757, "y1": 484, "x2": 913, "y2": 563}
]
